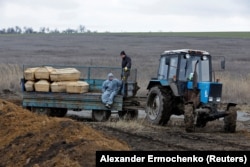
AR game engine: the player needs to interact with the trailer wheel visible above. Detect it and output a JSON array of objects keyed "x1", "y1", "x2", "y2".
[
  {"x1": 48, "y1": 108, "x2": 67, "y2": 117},
  {"x1": 146, "y1": 86, "x2": 172, "y2": 125},
  {"x1": 118, "y1": 110, "x2": 138, "y2": 120},
  {"x1": 224, "y1": 105, "x2": 237, "y2": 133},
  {"x1": 184, "y1": 104, "x2": 195, "y2": 132},
  {"x1": 92, "y1": 110, "x2": 111, "y2": 122},
  {"x1": 31, "y1": 107, "x2": 50, "y2": 115}
]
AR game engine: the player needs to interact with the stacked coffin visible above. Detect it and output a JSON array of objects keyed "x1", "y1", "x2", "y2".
[{"x1": 24, "y1": 66, "x2": 89, "y2": 93}]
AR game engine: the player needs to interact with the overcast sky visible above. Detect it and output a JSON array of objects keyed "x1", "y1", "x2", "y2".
[{"x1": 0, "y1": 0, "x2": 249, "y2": 32}]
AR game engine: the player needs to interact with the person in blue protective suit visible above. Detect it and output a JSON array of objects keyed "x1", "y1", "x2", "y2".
[{"x1": 101, "y1": 73, "x2": 122, "y2": 109}]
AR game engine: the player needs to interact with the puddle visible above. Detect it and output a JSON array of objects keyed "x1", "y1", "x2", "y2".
[{"x1": 237, "y1": 111, "x2": 250, "y2": 122}]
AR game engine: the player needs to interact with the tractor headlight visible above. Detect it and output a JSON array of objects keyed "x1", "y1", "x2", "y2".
[
  {"x1": 216, "y1": 97, "x2": 221, "y2": 102},
  {"x1": 202, "y1": 55, "x2": 208, "y2": 60},
  {"x1": 209, "y1": 97, "x2": 213, "y2": 102},
  {"x1": 184, "y1": 54, "x2": 190, "y2": 59}
]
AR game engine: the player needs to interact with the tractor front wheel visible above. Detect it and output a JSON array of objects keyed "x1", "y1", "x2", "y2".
[
  {"x1": 224, "y1": 105, "x2": 237, "y2": 133},
  {"x1": 184, "y1": 104, "x2": 195, "y2": 132}
]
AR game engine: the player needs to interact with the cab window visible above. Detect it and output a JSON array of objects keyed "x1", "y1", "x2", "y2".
[{"x1": 168, "y1": 57, "x2": 178, "y2": 80}]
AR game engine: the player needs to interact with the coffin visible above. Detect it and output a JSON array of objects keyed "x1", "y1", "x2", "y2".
[
  {"x1": 24, "y1": 67, "x2": 38, "y2": 81},
  {"x1": 50, "y1": 68, "x2": 81, "y2": 81},
  {"x1": 51, "y1": 81, "x2": 75, "y2": 93},
  {"x1": 34, "y1": 80, "x2": 50, "y2": 92},
  {"x1": 35, "y1": 66, "x2": 55, "y2": 80},
  {"x1": 66, "y1": 81, "x2": 89, "y2": 93},
  {"x1": 25, "y1": 81, "x2": 35, "y2": 92}
]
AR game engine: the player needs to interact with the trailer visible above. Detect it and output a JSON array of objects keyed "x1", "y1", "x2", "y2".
[{"x1": 21, "y1": 65, "x2": 143, "y2": 121}]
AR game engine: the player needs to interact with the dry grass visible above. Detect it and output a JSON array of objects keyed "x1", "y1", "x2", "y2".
[
  {"x1": 0, "y1": 64, "x2": 22, "y2": 92},
  {"x1": 105, "y1": 119, "x2": 147, "y2": 132},
  {"x1": 217, "y1": 72, "x2": 250, "y2": 104}
]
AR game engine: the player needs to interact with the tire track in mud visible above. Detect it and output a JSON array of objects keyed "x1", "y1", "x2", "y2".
[
  {"x1": 87, "y1": 123, "x2": 191, "y2": 151},
  {"x1": 143, "y1": 124, "x2": 250, "y2": 150},
  {"x1": 87, "y1": 122, "x2": 250, "y2": 151}
]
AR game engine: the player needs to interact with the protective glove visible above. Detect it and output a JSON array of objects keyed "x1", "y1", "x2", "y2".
[{"x1": 124, "y1": 67, "x2": 128, "y2": 71}]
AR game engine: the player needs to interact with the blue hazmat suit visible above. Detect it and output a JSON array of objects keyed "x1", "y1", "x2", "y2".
[{"x1": 101, "y1": 73, "x2": 122, "y2": 105}]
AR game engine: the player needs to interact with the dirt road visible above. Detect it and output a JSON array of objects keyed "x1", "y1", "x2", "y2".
[{"x1": 87, "y1": 117, "x2": 250, "y2": 151}]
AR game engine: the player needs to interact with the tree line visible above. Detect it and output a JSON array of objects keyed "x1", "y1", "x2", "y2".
[{"x1": 0, "y1": 25, "x2": 94, "y2": 34}]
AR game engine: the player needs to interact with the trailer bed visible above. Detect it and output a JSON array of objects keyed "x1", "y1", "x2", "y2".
[{"x1": 22, "y1": 91, "x2": 123, "y2": 111}]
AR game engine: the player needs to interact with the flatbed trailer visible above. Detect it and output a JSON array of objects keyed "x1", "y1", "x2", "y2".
[{"x1": 21, "y1": 65, "x2": 143, "y2": 121}]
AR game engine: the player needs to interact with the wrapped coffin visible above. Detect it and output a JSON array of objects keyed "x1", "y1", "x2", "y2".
[
  {"x1": 25, "y1": 81, "x2": 35, "y2": 92},
  {"x1": 35, "y1": 66, "x2": 55, "y2": 80},
  {"x1": 24, "y1": 67, "x2": 38, "y2": 81},
  {"x1": 66, "y1": 81, "x2": 89, "y2": 93},
  {"x1": 50, "y1": 68, "x2": 81, "y2": 81},
  {"x1": 34, "y1": 80, "x2": 50, "y2": 92},
  {"x1": 51, "y1": 81, "x2": 75, "y2": 93}
]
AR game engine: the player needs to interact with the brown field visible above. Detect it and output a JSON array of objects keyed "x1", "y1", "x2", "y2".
[{"x1": 0, "y1": 33, "x2": 250, "y2": 166}]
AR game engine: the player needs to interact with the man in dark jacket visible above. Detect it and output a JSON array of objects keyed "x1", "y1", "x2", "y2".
[{"x1": 120, "y1": 50, "x2": 131, "y2": 82}]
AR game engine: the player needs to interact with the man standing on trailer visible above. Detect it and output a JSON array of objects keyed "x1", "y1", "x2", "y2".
[
  {"x1": 120, "y1": 50, "x2": 132, "y2": 96},
  {"x1": 120, "y1": 50, "x2": 132, "y2": 82}
]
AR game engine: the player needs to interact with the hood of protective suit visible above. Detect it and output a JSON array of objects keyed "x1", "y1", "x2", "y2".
[{"x1": 107, "y1": 73, "x2": 114, "y2": 79}]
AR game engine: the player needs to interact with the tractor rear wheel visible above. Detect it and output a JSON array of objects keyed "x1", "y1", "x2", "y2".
[
  {"x1": 92, "y1": 110, "x2": 111, "y2": 122},
  {"x1": 146, "y1": 86, "x2": 172, "y2": 125},
  {"x1": 184, "y1": 104, "x2": 195, "y2": 132},
  {"x1": 224, "y1": 105, "x2": 237, "y2": 133}
]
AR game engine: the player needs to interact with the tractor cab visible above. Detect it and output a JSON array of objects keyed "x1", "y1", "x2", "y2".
[
  {"x1": 158, "y1": 49, "x2": 211, "y2": 82},
  {"x1": 155, "y1": 49, "x2": 223, "y2": 104}
]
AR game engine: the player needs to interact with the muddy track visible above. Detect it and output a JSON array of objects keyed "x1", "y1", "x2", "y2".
[
  {"x1": 142, "y1": 123, "x2": 250, "y2": 150},
  {"x1": 88, "y1": 123, "x2": 190, "y2": 151},
  {"x1": 86, "y1": 121, "x2": 250, "y2": 151}
]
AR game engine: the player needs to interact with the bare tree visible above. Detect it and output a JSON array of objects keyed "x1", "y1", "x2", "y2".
[
  {"x1": 39, "y1": 27, "x2": 46, "y2": 34},
  {"x1": 7, "y1": 27, "x2": 15, "y2": 34},
  {"x1": 46, "y1": 27, "x2": 50, "y2": 33},
  {"x1": 50, "y1": 29, "x2": 60, "y2": 34},
  {"x1": 0, "y1": 28, "x2": 6, "y2": 34},
  {"x1": 15, "y1": 26, "x2": 22, "y2": 34},
  {"x1": 79, "y1": 25, "x2": 85, "y2": 33},
  {"x1": 24, "y1": 27, "x2": 34, "y2": 34},
  {"x1": 0, "y1": 24, "x2": 90, "y2": 34}
]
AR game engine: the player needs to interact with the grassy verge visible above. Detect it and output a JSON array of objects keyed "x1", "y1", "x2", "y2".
[
  {"x1": 0, "y1": 64, "x2": 22, "y2": 92},
  {"x1": 217, "y1": 72, "x2": 250, "y2": 104}
]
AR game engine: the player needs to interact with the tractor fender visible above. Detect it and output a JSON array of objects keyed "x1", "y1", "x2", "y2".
[
  {"x1": 147, "y1": 79, "x2": 179, "y2": 96},
  {"x1": 226, "y1": 103, "x2": 237, "y2": 111},
  {"x1": 146, "y1": 80, "x2": 169, "y2": 90}
]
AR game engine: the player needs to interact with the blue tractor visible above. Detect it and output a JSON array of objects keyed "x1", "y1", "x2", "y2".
[{"x1": 145, "y1": 49, "x2": 237, "y2": 132}]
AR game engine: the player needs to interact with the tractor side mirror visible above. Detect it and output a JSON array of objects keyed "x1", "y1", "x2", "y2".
[{"x1": 221, "y1": 59, "x2": 225, "y2": 70}]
